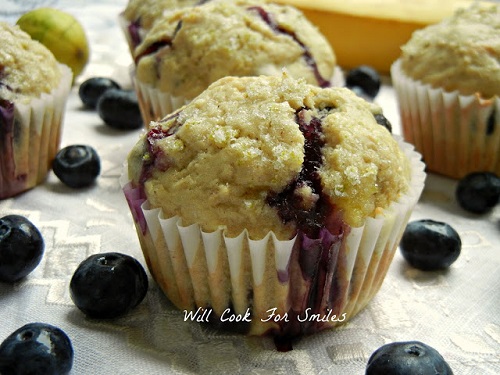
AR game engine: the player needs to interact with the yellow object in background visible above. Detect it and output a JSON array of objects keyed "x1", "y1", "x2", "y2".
[
  {"x1": 17, "y1": 7, "x2": 90, "y2": 82},
  {"x1": 275, "y1": 0, "x2": 481, "y2": 74}
]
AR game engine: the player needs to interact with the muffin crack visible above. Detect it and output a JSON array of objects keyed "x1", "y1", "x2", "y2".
[
  {"x1": 134, "y1": 20, "x2": 183, "y2": 65},
  {"x1": 266, "y1": 107, "x2": 335, "y2": 238},
  {"x1": 247, "y1": 6, "x2": 330, "y2": 88},
  {"x1": 139, "y1": 112, "x2": 182, "y2": 183}
]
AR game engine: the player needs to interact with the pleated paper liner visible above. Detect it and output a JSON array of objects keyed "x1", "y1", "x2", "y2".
[
  {"x1": 133, "y1": 66, "x2": 346, "y2": 127},
  {"x1": 121, "y1": 136, "x2": 425, "y2": 336},
  {"x1": 0, "y1": 64, "x2": 72, "y2": 199},
  {"x1": 391, "y1": 59, "x2": 500, "y2": 180}
]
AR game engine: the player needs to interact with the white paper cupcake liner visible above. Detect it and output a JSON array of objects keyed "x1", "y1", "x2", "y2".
[
  {"x1": 0, "y1": 64, "x2": 72, "y2": 199},
  {"x1": 133, "y1": 66, "x2": 346, "y2": 127},
  {"x1": 121, "y1": 136, "x2": 425, "y2": 336},
  {"x1": 391, "y1": 59, "x2": 500, "y2": 179}
]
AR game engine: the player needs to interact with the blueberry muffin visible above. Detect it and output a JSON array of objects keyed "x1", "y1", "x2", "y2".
[
  {"x1": 0, "y1": 22, "x2": 72, "y2": 199},
  {"x1": 132, "y1": 0, "x2": 339, "y2": 125},
  {"x1": 391, "y1": 3, "x2": 500, "y2": 179},
  {"x1": 122, "y1": 72, "x2": 425, "y2": 337},
  {"x1": 119, "y1": 0, "x2": 201, "y2": 54}
]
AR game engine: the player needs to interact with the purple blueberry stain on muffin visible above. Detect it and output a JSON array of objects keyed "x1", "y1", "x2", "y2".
[
  {"x1": 264, "y1": 105, "x2": 354, "y2": 340},
  {"x1": 140, "y1": 112, "x2": 182, "y2": 180},
  {"x1": 266, "y1": 107, "x2": 335, "y2": 238},
  {"x1": 128, "y1": 19, "x2": 142, "y2": 50},
  {"x1": 147, "y1": 112, "x2": 182, "y2": 142},
  {"x1": 124, "y1": 112, "x2": 184, "y2": 233},
  {"x1": 123, "y1": 183, "x2": 149, "y2": 235},
  {"x1": 0, "y1": 99, "x2": 15, "y2": 134},
  {"x1": 134, "y1": 38, "x2": 173, "y2": 69},
  {"x1": 0, "y1": 99, "x2": 17, "y2": 183},
  {"x1": 486, "y1": 108, "x2": 496, "y2": 135},
  {"x1": 134, "y1": 20, "x2": 183, "y2": 67},
  {"x1": 247, "y1": 6, "x2": 330, "y2": 88}
]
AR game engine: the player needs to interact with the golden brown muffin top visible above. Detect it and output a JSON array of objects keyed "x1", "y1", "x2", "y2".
[
  {"x1": 400, "y1": 3, "x2": 500, "y2": 98},
  {"x1": 0, "y1": 22, "x2": 62, "y2": 104},
  {"x1": 134, "y1": 0, "x2": 336, "y2": 100},
  {"x1": 128, "y1": 73, "x2": 410, "y2": 239}
]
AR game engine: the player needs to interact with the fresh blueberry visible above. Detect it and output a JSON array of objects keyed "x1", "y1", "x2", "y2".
[
  {"x1": 400, "y1": 220, "x2": 461, "y2": 271},
  {"x1": 79, "y1": 77, "x2": 121, "y2": 109},
  {"x1": 455, "y1": 172, "x2": 500, "y2": 214},
  {"x1": 366, "y1": 341, "x2": 453, "y2": 375},
  {"x1": 96, "y1": 88, "x2": 143, "y2": 130},
  {"x1": 0, "y1": 322, "x2": 73, "y2": 375},
  {"x1": 0, "y1": 215, "x2": 44, "y2": 283},
  {"x1": 345, "y1": 65, "x2": 381, "y2": 100},
  {"x1": 70, "y1": 252, "x2": 148, "y2": 319},
  {"x1": 52, "y1": 145, "x2": 100, "y2": 188},
  {"x1": 374, "y1": 113, "x2": 392, "y2": 133}
]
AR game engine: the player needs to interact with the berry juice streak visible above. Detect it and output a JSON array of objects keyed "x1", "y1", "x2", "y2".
[
  {"x1": 486, "y1": 108, "x2": 496, "y2": 135},
  {"x1": 265, "y1": 108, "x2": 349, "y2": 346},
  {"x1": 267, "y1": 108, "x2": 332, "y2": 238},
  {"x1": 248, "y1": 6, "x2": 330, "y2": 88},
  {"x1": 0, "y1": 99, "x2": 27, "y2": 198},
  {"x1": 124, "y1": 112, "x2": 182, "y2": 233}
]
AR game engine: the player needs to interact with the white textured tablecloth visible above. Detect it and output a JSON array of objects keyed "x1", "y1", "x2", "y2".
[{"x1": 1, "y1": 1, "x2": 499, "y2": 374}]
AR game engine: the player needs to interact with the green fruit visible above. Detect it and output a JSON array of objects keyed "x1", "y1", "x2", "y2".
[{"x1": 16, "y1": 7, "x2": 90, "y2": 81}]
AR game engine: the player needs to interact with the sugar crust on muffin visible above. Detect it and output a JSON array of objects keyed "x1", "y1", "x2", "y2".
[
  {"x1": 133, "y1": 0, "x2": 336, "y2": 100},
  {"x1": 0, "y1": 22, "x2": 62, "y2": 104},
  {"x1": 399, "y1": 3, "x2": 500, "y2": 98},
  {"x1": 128, "y1": 73, "x2": 410, "y2": 240}
]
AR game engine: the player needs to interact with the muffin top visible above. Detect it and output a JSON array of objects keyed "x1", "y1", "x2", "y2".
[
  {"x1": 0, "y1": 22, "x2": 62, "y2": 104},
  {"x1": 400, "y1": 3, "x2": 500, "y2": 98},
  {"x1": 134, "y1": 0, "x2": 336, "y2": 100},
  {"x1": 122, "y1": 0, "x2": 200, "y2": 30},
  {"x1": 128, "y1": 73, "x2": 410, "y2": 240}
]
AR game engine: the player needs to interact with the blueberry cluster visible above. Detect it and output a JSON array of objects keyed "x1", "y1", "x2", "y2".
[
  {"x1": 0, "y1": 214, "x2": 148, "y2": 373},
  {"x1": 79, "y1": 77, "x2": 143, "y2": 130},
  {"x1": 1, "y1": 76, "x2": 149, "y2": 372},
  {"x1": 399, "y1": 171, "x2": 499, "y2": 272},
  {"x1": 52, "y1": 76, "x2": 143, "y2": 189}
]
